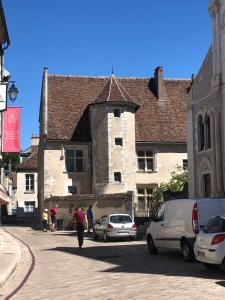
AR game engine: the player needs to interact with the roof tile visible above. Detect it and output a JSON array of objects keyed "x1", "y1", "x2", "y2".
[{"x1": 47, "y1": 75, "x2": 190, "y2": 143}]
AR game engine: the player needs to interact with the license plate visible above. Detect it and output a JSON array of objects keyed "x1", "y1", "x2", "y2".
[
  {"x1": 118, "y1": 231, "x2": 129, "y2": 234},
  {"x1": 198, "y1": 251, "x2": 205, "y2": 258}
]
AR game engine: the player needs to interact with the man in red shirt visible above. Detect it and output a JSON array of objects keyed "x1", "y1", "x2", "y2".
[
  {"x1": 74, "y1": 206, "x2": 87, "y2": 248},
  {"x1": 50, "y1": 206, "x2": 57, "y2": 232}
]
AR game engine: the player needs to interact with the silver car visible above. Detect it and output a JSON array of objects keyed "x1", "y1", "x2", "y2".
[
  {"x1": 93, "y1": 214, "x2": 137, "y2": 242},
  {"x1": 194, "y1": 215, "x2": 225, "y2": 271}
]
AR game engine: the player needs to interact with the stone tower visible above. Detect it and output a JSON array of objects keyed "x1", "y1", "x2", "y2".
[{"x1": 89, "y1": 74, "x2": 139, "y2": 194}]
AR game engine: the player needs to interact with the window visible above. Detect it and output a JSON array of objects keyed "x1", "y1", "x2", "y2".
[
  {"x1": 68, "y1": 186, "x2": 77, "y2": 194},
  {"x1": 203, "y1": 173, "x2": 211, "y2": 197},
  {"x1": 138, "y1": 198, "x2": 145, "y2": 210},
  {"x1": 115, "y1": 138, "x2": 123, "y2": 146},
  {"x1": 157, "y1": 204, "x2": 166, "y2": 221},
  {"x1": 205, "y1": 114, "x2": 211, "y2": 149},
  {"x1": 183, "y1": 159, "x2": 188, "y2": 170},
  {"x1": 114, "y1": 109, "x2": 121, "y2": 117},
  {"x1": 137, "y1": 150, "x2": 155, "y2": 171},
  {"x1": 110, "y1": 215, "x2": 132, "y2": 223},
  {"x1": 197, "y1": 114, "x2": 211, "y2": 151},
  {"x1": 24, "y1": 201, "x2": 35, "y2": 213},
  {"x1": 137, "y1": 187, "x2": 153, "y2": 210},
  {"x1": 114, "y1": 172, "x2": 121, "y2": 182},
  {"x1": 203, "y1": 216, "x2": 225, "y2": 233},
  {"x1": 25, "y1": 174, "x2": 34, "y2": 192},
  {"x1": 66, "y1": 149, "x2": 84, "y2": 172},
  {"x1": 198, "y1": 115, "x2": 205, "y2": 151}
]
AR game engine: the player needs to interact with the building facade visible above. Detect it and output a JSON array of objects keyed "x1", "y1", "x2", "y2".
[
  {"x1": 39, "y1": 66, "x2": 189, "y2": 215},
  {"x1": 188, "y1": 0, "x2": 225, "y2": 198},
  {"x1": 0, "y1": 0, "x2": 11, "y2": 208},
  {"x1": 14, "y1": 136, "x2": 38, "y2": 220}
]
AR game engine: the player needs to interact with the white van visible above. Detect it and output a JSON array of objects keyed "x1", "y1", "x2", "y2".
[{"x1": 146, "y1": 198, "x2": 225, "y2": 261}]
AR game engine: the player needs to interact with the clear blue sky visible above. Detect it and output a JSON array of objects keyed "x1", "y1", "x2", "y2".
[{"x1": 3, "y1": 0, "x2": 211, "y2": 150}]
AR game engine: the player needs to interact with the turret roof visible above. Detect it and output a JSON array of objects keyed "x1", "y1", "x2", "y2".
[{"x1": 91, "y1": 74, "x2": 139, "y2": 109}]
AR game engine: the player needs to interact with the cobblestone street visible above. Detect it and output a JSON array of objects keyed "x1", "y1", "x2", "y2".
[{"x1": 1, "y1": 226, "x2": 225, "y2": 300}]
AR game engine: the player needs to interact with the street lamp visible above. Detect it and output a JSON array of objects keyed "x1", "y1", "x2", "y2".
[
  {"x1": 0, "y1": 80, "x2": 19, "y2": 111},
  {"x1": 8, "y1": 81, "x2": 19, "y2": 102}
]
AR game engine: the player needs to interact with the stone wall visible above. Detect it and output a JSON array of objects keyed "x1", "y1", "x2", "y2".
[{"x1": 43, "y1": 192, "x2": 133, "y2": 229}]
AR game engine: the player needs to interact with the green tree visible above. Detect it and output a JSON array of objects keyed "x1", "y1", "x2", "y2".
[
  {"x1": 0, "y1": 152, "x2": 20, "y2": 171},
  {"x1": 152, "y1": 166, "x2": 187, "y2": 202}
]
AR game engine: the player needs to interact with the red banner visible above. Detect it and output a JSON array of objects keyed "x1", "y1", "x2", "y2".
[{"x1": 2, "y1": 107, "x2": 21, "y2": 152}]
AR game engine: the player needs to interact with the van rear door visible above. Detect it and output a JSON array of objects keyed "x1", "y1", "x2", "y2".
[
  {"x1": 197, "y1": 200, "x2": 221, "y2": 229},
  {"x1": 218, "y1": 199, "x2": 225, "y2": 215}
]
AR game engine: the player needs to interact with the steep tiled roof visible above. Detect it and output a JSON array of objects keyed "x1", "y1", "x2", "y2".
[
  {"x1": 47, "y1": 75, "x2": 190, "y2": 143},
  {"x1": 16, "y1": 146, "x2": 38, "y2": 171}
]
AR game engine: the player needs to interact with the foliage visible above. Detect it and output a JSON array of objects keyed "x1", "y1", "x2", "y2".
[
  {"x1": 152, "y1": 166, "x2": 188, "y2": 202},
  {"x1": 0, "y1": 152, "x2": 20, "y2": 171}
]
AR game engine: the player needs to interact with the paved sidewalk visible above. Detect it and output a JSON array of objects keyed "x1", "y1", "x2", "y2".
[{"x1": 0, "y1": 226, "x2": 21, "y2": 287}]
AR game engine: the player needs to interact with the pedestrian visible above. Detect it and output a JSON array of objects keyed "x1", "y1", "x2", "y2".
[
  {"x1": 42, "y1": 208, "x2": 49, "y2": 232},
  {"x1": 74, "y1": 206, "x2": 87, "y2": 249},
  {"x1": 87, "y1": 205, "x2": 93, "y2": 234},
  {"x1": 50, "y1": 205, "x2": 57, "y2": 232}
]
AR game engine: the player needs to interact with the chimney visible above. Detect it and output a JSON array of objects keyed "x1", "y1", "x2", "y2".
[
  {"x1": 31, "y1": 134, "x2": 39, "y2": 146},
  {"x1": 154, "y1": 66, "x2": 164, "y2": 100}
]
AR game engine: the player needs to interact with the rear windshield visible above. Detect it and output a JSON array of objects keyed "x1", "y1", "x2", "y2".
[
  {"x1": 110, "y1": 215, "x2": 132, "y2": 224},
  {"x1": 203, "y1": 216, "x2": 225, "y2": 233}
]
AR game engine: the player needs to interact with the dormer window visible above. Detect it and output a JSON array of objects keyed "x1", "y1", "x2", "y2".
[{"x1": 114, "y1": 109, "x2": 121, "y2": 117}]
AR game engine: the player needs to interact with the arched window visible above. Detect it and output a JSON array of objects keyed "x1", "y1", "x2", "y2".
[
  {"x1": 205, "y1": 114, "x2": 211, "y2": 149},
  {"x1": 198, "y1": 115, "x2": 204, "y2": 151}
]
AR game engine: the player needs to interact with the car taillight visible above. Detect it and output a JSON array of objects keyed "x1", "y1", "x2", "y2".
[
  {"x1": 132, "y1": 224, "x2": 137, "y2": 229},
  {"x1": 211, "y1": 234, "x2": 225, "y2": 245},
  {"x1": 107, "y1": 224, "x2": 113, "y2": 229},
  {"x1": 192, "y1": 202, "x2": 199, "y2": 234}
]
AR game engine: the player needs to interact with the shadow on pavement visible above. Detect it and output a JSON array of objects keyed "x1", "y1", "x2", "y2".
[
  {"x1": 42, "y1": 243, "x2": 225, "y2": 280},
  {"x1": 215, "y1": 281, "x2": 225, "y2": 287}
]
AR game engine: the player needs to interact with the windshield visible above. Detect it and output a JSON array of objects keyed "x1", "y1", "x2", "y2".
[
  {"x1": 110, "y1": 215, "x2": 132, "y2": 224},
  {"x1": 203, "y1": 216, "x2": 225, "y2": 233}
]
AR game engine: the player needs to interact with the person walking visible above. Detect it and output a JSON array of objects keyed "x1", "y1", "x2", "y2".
[
  {"x1": 50, "y1": 205, "x2": 57, "y2": 232},
  {"x1": 42, "y1": 209, "x2": 49, "y2": 232},
  {"x1": 87, "y1": 205, "x2": 93, "y2": 234},
  {"x1": 74, "y1": 206, "x2": 87, "y2": 249}
]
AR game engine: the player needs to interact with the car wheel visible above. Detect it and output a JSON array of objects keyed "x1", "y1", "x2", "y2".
[
  {"x1": 181, "y1": 240, "x2": 195, "y2": 262},
  {"x1": 93, "y1": 230, "x2": 98, "y2": 241},
  {"x1": 103, "y1": 231, "x2": 108, "y2": 242},
  {"x1": 130, "y1": 236, "x2": 135, "y2": 241},
  {"x1": 203, "y1": 263, "x2": 220, "y2": 270},
  {"x1": 147, "y1": 235, "x2": 158, "y2": 255}
]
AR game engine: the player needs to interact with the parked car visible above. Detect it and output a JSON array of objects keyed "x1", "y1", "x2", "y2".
[
  {"x1": 146, "y1": 198, "x2": 225, "y2": 262},
  {"x1": 194, "y1": 215, "x2": 225, "y2": 270},
  {"x1": 93, "y1": 214, "x2": 137, "y2": 242}
]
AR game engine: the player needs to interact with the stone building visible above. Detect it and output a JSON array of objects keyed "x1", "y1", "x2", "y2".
[
  {"x1": 14, "y1": 135, "x2": 38, "y2": 221},
  {"x1": 0, "y1": 0, "x2": 11, "y2": 208},
  {"x1": 38, "y1": 66, "x2": 189, "y2": 215},
  {"x1": 188, "y1": 0, "x2": 225, "y2": 198}
]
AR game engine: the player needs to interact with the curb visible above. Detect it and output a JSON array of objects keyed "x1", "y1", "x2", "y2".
[{"x1": 0, "y1": 228, "x2": 21, "y2": 287}]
